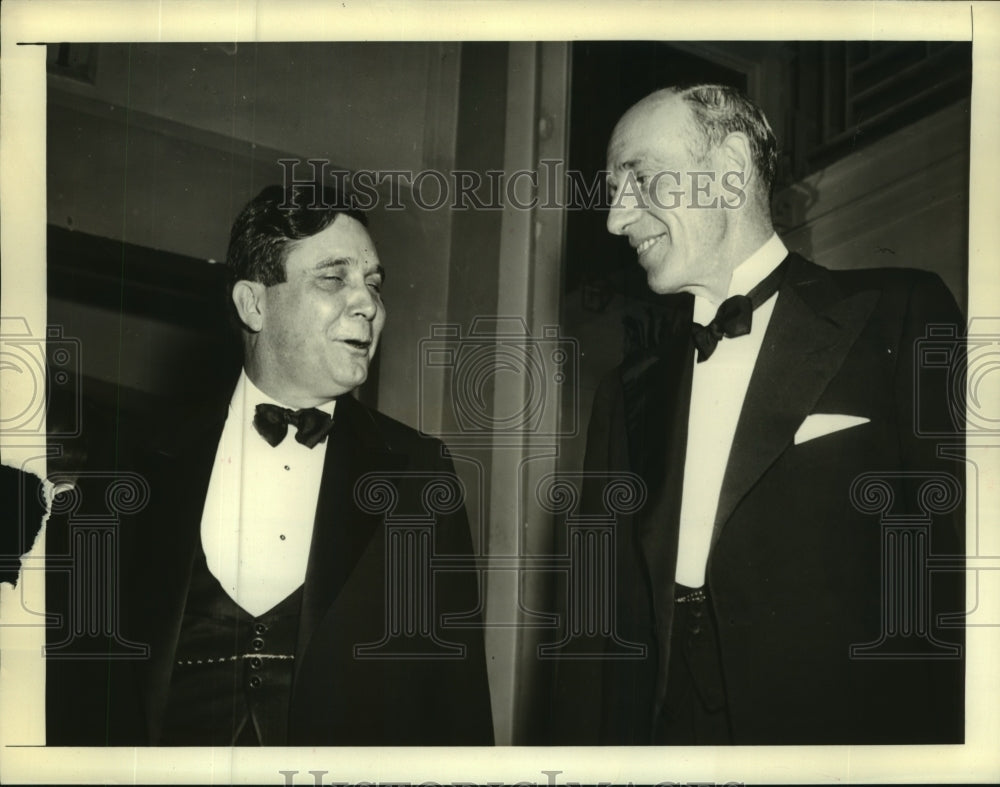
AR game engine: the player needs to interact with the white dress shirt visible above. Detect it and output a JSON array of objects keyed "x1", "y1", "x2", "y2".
[
  {"x1": 674, "y1": 233, "x2": 788, "y2": 587},
  {"x1": 200, "y1": 371, "x2": 335, "y2": 616}
]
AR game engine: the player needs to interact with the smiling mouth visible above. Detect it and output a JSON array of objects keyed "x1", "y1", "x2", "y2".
[{"x1": 636, "y1": 234, "x2": 666, "y2": 254}]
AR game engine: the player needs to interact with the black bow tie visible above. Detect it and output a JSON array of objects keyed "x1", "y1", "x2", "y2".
[
  {"x1": 252, "y1": 403, "x2": 335, "y2": 448},
  {"x1": 692, "y1": 258, "x2": 789, "y2": 362}
]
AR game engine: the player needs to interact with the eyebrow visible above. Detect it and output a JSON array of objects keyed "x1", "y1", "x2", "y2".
[
  {"x1": 607, "y1": 158, "x2": 641, "y2": 188},
  {"x1": 314, "y1": 258, "x2": 385, "y2": 279},
  {"x1": 606, "y1": 157, "x2": 644, "y2": 183}
]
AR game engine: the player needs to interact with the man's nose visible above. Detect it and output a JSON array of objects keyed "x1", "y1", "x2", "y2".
[
  {"x1": 350, "y1": 282, "x2": 379, "y2": 320},
  {"x1": 606, "y1": 191, "x2": 640, "y2": 236}
]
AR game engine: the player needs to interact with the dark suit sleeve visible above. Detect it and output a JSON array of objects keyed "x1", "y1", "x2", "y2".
[
  {"x1": 892, "y1": 271, "x2": 965, "y2": 547},
  {"x1": 429, "y1": 438, "x2": 495, "y2": 745},
  {"x1": 546, "y1": 371, "x2": 624, "y2": 744},
  {"x1": 581, "y1": 373, "x2": 621, "y2": 476},
  {"x1": 892, "y1": 271, "x2": 966, "y2": 739}
]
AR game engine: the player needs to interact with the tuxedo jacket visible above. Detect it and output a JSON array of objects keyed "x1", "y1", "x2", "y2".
[
  {"x1": 550, "y1": 254, "x2": 966, "y2": 745},
  {"x1": 46, "y1": 387, "x2": 494, "y2": 745}
]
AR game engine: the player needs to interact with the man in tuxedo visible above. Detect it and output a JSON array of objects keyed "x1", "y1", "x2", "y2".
[
  {"x1": 46, "y1": 183, "x2": 493, "y2": 745},
  {"x1": 550, "y1": 85, "x2": 965, "y2": 744}
]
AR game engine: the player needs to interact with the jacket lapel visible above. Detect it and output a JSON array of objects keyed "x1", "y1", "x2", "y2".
[
  {"x1": 622, "y1": 296, "x2": 696, "y2": 729},
  {"x1": 295, "y1": 394, "x2": 402, "y2": 658},
  {"x1": 621, "y1": 294, "x2": 694, "y2": 502},
  {"x1": 629, "y1": 325, "x2": 695, "y2": 610},
  {"x1": 713, "y1": 254, "x2": 879, "y2": 537}
]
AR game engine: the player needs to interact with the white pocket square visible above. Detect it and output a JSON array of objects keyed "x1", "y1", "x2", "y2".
[{"x1": 794, "y1": 414, "x2": 871, "y2": 445}]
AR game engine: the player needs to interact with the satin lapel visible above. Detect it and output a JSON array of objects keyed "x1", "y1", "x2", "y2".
[
  {"x1": 713, "y1": 255, "x2": 880, "y2": 537},
  {"x1": 136, "y1": 396, "x2": 229, "y2": 743},
  {"x1": 621, "y1": 296, "x2": 696, "y2": 724},
  {"x1": 621, "y1": 294, "x2": 694, "y2": 506},
  {"x1": 296, "y1": 394, "x2": 401, "y2": 658},
  {"x1": 631, "y1": 333, "x2": 695, "y2": 617}
]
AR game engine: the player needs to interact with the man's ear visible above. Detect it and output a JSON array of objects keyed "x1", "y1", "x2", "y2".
[
  {"x1": 718, "y1": 131, "x2": 754, "y2": 192},
  {"x1": 231, "y1": 280, "x2": 266, "y2": 332}
]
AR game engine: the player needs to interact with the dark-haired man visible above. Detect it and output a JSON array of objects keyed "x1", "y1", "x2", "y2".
[
  {"x1": 46, "y1": 184, "x2": 493, "y2": 746},
  {"x1": 551, "y1": 85, "x2": 965, "y2": 745}
]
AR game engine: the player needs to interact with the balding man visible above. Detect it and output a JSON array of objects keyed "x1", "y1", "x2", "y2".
[{"x1": 550, "y1": 85, "x2": 965, "y2": 745}]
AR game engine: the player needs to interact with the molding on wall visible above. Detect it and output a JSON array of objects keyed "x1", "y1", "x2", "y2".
[
  {"x1": 773, "y1": 98, "x2": 970, "y2": 234},
  {"x1": 774, "y1": 99, "x2": 969, "y2": 310},
  {"x1": 48, "y1": 85, "x2": 309, "y2": 170}
]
